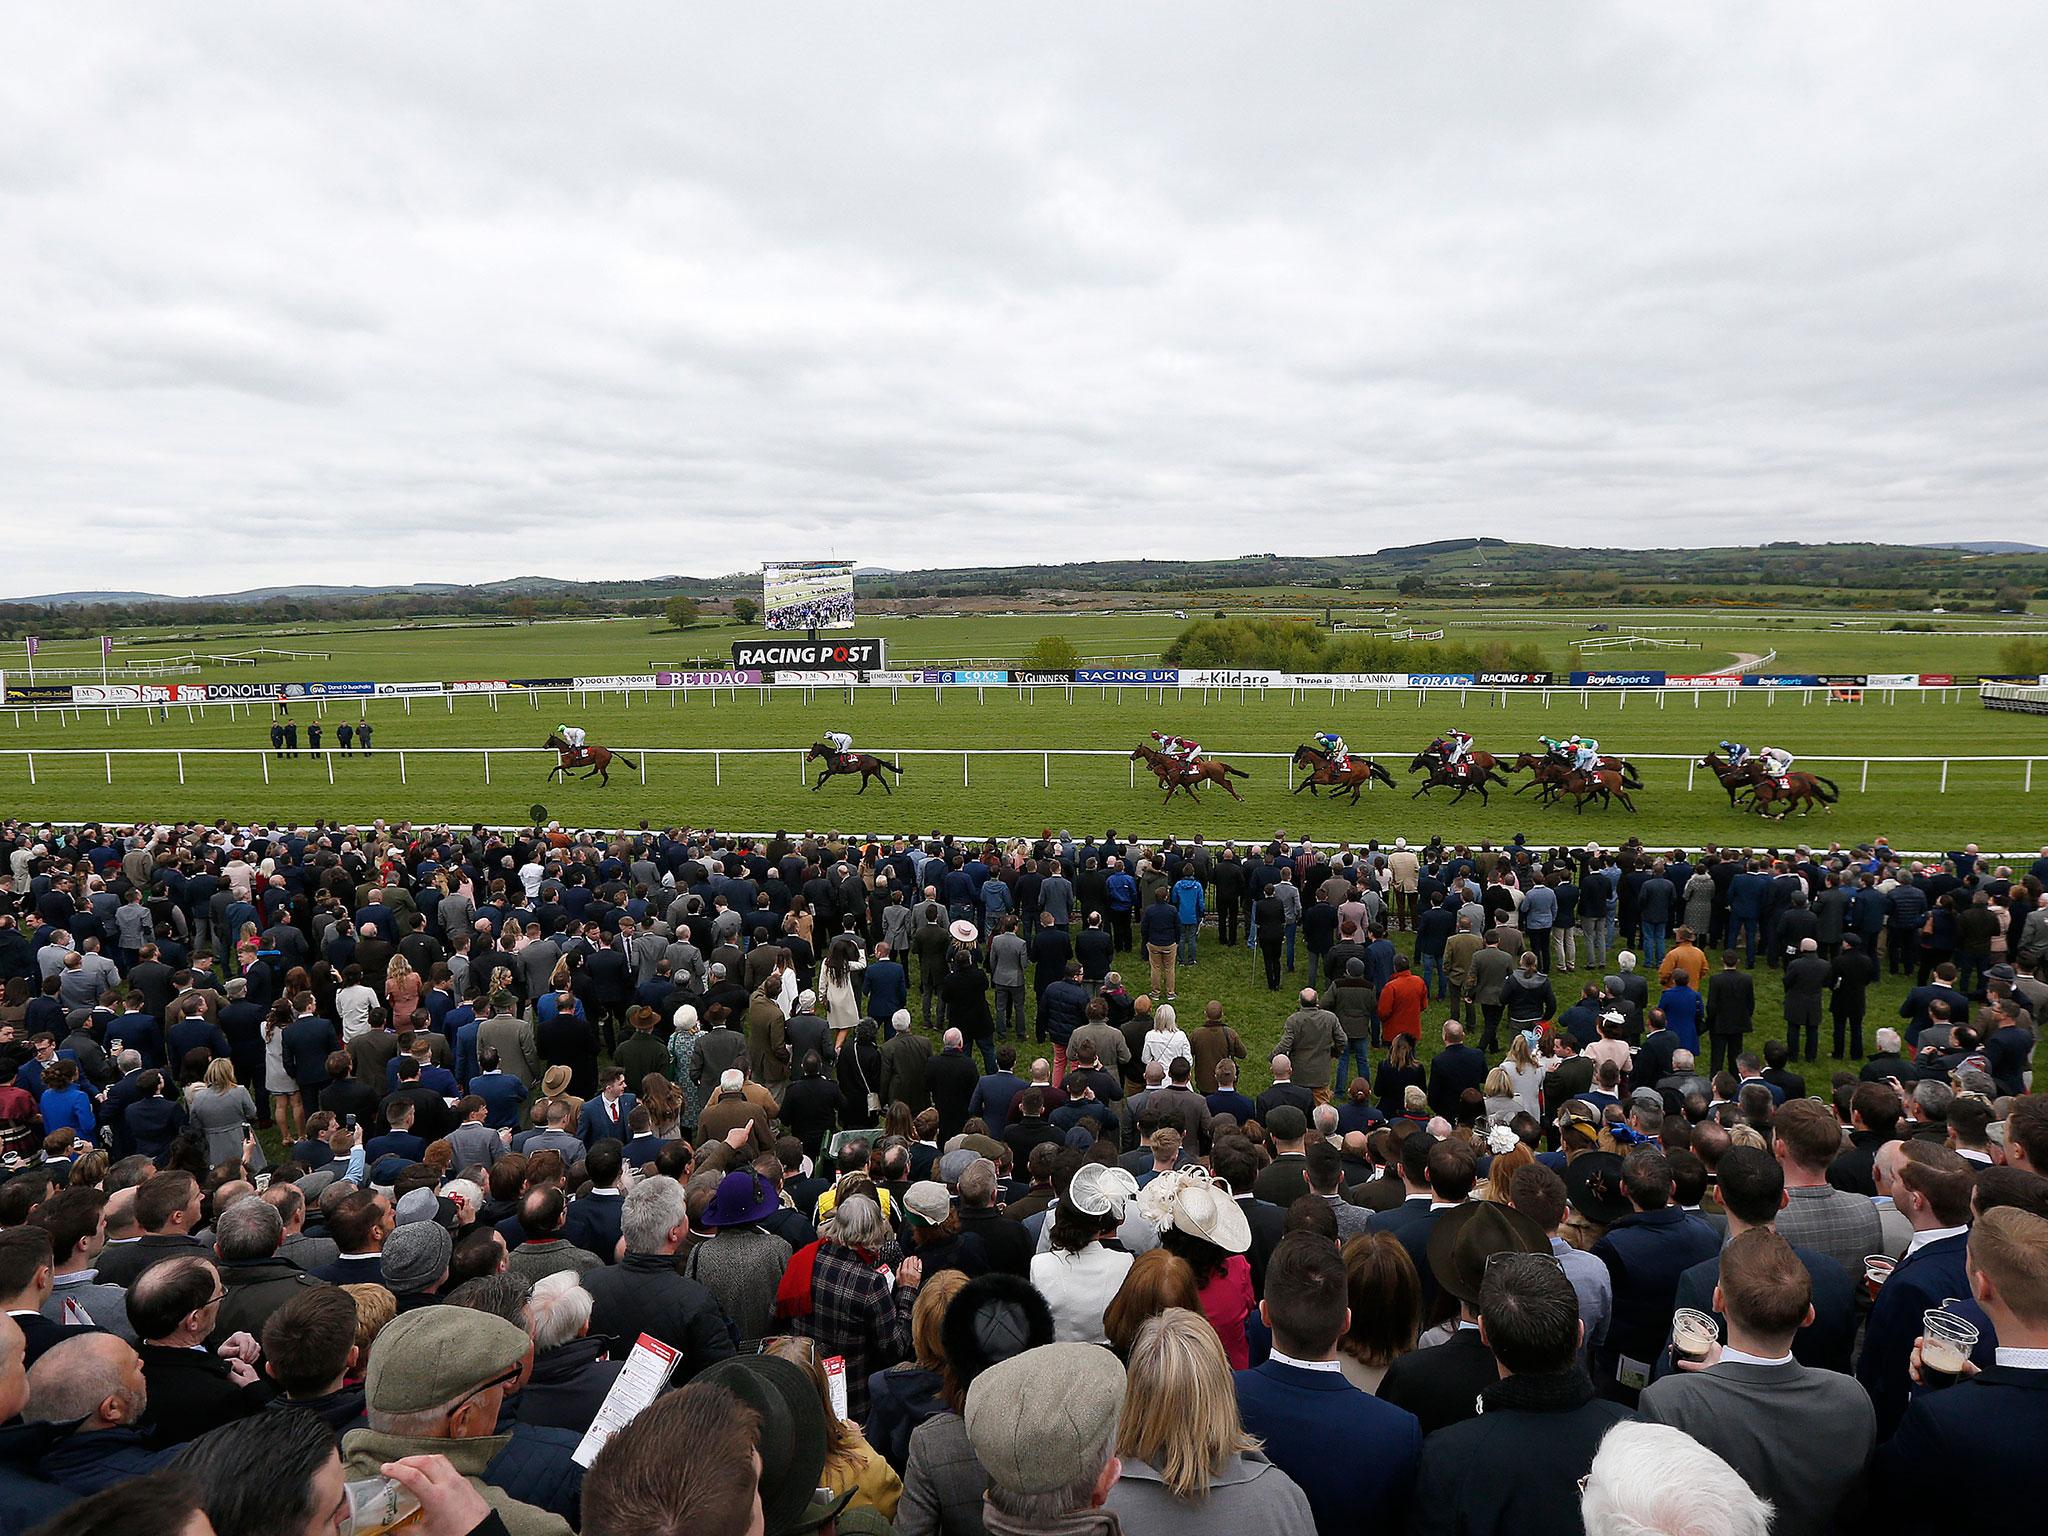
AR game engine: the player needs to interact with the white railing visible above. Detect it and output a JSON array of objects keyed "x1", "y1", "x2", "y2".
[{"x1": 1, "y1": 745, "x2": 2042, "y2": 795}]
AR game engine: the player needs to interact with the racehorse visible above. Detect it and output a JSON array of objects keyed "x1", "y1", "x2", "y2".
[
  {"x1": 1409, "y1": 760, "x2": 1511, "y2": 806},
  {"x1": 1557, "y1": 768, "x2": 1638, "y2": 814},
  {"x1": 1736, "y1": 763, "x2": 1839, "y2": 818},
  {"x1": 544, "y1": 731, "x2": 638, "y2": 786},
  {"x1": 1698, "y1": 752, "x2": 1760, "y2": 807},
  {"x1": 1130, "y1": 742, "x2": 1249, "y2": 804},
  {"x1": 1290, "y1": 746, "x2": 1396, "y2": 804},
  {"x1": 806, "y1": 742, "x2": 902, "y2": 794},
  {"x1": 1508, "y1": 752, "x2": 1576, "y2": 804},
  {"x1": 1413, "y1": 744, "x2": 1504, "y2": 779}
]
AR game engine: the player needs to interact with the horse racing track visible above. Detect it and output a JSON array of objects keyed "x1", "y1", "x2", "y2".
[{"x1": 3, "y1": 686, "x2": 2044, "y2": 848}]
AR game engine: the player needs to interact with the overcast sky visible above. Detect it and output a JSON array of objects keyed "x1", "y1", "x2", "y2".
[{"x1": 3, "y1": 5, "x2": 2044, "y2": 596}]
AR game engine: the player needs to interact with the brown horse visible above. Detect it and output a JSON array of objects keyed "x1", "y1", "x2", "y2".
[
  {"x1": 544, "y1": 731, "x2": 637, "y2": 786},
  {"x1": 1509, "y1": 752, "x2": 1576, "y2": 804},
  {"x1": 1737, "y1": 763, "x2": 1839, "y2": 818},
  {"x1": 807, "y1": 742, "x2": 901, "y2": 794},
  {"x1": 1290, "y1": 746, "x2": 1396, "y2": 804},
  {"x1": 1414, "y1": 743, "x2": 1504, "y2": 779},
  {"x1": 1408, "y1": 760, "x2": 1509, "y2": 806},
  {"x1": 1130, "y1": 742, "x2": 1249, "y2": 804},
  {"x1": 1558, "y1": 768, "x2": 1638, "y2": 813},
  {"x1": 1698, "y1": 752, "x2": 1759, "y2": 808}
]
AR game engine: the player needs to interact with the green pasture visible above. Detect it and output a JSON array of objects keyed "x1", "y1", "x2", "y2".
[{"x1": 4, "y1": 683, "x2": 2043, "y2": 850}]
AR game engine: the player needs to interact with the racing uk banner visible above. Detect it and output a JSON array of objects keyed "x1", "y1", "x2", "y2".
[
  {"x1": 1076, "y1": 668, "x2": 1179, "y2": 684},
  {"x1": 1569, "y1": 671, "x2": 1666, "y2": 687},
  {"x1": 1179, "y1": 669, "x2": 1282, "y2": 688}
]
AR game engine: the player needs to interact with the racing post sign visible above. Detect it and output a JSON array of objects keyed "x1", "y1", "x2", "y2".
[{"x1": 732, "y1": 637, "x2": 885, "y2": 673}]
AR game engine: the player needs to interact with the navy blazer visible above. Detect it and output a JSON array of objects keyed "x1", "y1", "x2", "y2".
[
  {"x1": 469, "y1": 1070, "x2": 527, "y2": 1130},
  {"x1": 1235, "y1": 1359, "x2": 1420, "y2": 1536},
  {"x1": 1877, "y1": 1363, "x2": 2048, "y2": 1533},
  {"x1": 575, "y1": 1092, "x2": 636, "y2": 1148},
  {"x1": 1858, "y1": 1231, "x2": 1988, "y2": 1437},
  {"x1": 1655, "y1": 1241, "x2": 1857, "y2": 1378},
  {"x1": 1592, "y1": 1205, "x2": 1721, "y2": 1395},
  {"x1": 562, "y1": 1189, "x2": 626, "y2": 1261}
]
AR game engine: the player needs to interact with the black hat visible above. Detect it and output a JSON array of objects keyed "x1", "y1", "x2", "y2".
[
  {"x1": 1565, "y1": 1151, "x2": 1631, "y2": 1227},
  {"x1": 941, "y1": 1272, "x2": 1055, "y2": 1390},
  {"x1": 696, "y1": 1354, "x2": 856, "y2": 1536},
  {"x1": 1426, "y1": 1200, "x2": 1549, "y2": 1303}
]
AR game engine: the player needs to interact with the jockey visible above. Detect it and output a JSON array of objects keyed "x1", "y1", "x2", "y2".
[
  {"x1": 824, "y1": 730, "x2": 854, "y2": 760},
  {"x1": 1720, "y1": 740, "x2": 1751, "y2": 769},
  {"x1": 557, "y1": 724, "x2": 587, "y2": 751},
  {"x1": 1572, "y1": 736, "x2": 1602, "y2": 773},
  {"x1": 1151, "y1": 730, "x2": 1201, "y2": 768},
  {"x1": 1313, "y1": 730, "x2": 1348, "y2": 766},
  {"x1": 1758, "y1": 744, "x2": 1794, "y2": 777},
  {"x1": 1538, "y1": 734, "x2": 1571, "y2": 766},
  {"x1": 1442, "y1": 729, "x2": 1473, "y2": 769}
]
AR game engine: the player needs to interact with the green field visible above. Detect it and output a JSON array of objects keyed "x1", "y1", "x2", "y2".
[{"x1": 5, "y1": 670, "x2": 2044, "y2": 850}]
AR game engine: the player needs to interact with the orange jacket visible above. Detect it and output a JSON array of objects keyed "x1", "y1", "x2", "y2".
[{"x1": 1376, "y1": 971, "x2": 1428, "y2": 1041}]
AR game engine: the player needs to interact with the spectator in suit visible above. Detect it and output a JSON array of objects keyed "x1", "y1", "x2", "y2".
[
  {"x1": 1423, "y1": 1020, "x2": 1486, "y2": 1121},
  {"x1": 1876, "y1": 1206, "x2": 2048, "y2": 1535},
  {"x1": 1640, "y1": 1227, "x2": 1874, "y2": 1536},
  {"x1": 1410, "y1": 1250, "x2": 1634, "y2": 1536},
  {"x1": 1235, "y1": 1233, "x2": 1421, "y2": 1536},
  {"x1": 574, "y1": 1068, "x2": 636, "y2": 1147},
  {"x1": 1590, "y1": 1146, "x2": 1719, "y2": 1403},
  {"x1": 1704, "y1": 950, "x2": 1754, "y2": 1076},
  {"x1": 1660, "y1": 1146, "x2": 1857, "y2": 1378},
  {"x1": 1859, "y1": 1139, "x2": 1982, "y2": 1437},
  {"x1": 1772, "y1": 1097, "x2": 1884, "y2": 1280},
  {"x1": 1254, "y1": 1056, "x2": 1315, "y2": 1125}
]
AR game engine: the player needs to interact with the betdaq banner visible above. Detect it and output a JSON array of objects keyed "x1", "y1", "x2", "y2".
[
  {"x1": 1179, "y1": 669, "x2": 1282, "y2": 688},
  {"x1": 1569, "y1": 671, "x2": 1665, "y2": 687},
  {"x1": 655, "y1": 670, "x2": 762, "y2": 687},
  {"x1": 733, "y1": 637, "x2": 884, "y2": 671},
  {"x1": 1076, "y1": 668, "x2": 1179, "y2": 684}
]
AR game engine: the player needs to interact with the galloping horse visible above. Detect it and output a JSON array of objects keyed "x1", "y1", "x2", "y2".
[
  {"x1": 1412, "y1": 743, "x2": 1504, "y2": 779},
  {"x1": 1698, "y1": 752, "x2": 1759, "y2": 807},
  {"x1": 1130, "y1": 742, "x2": 1249, "y2": 804},
  {"x1": 1557, "y1": 768, "x2": 1638, "y2": 814},
  {"x1": 1738, "y1": 763, "x2": 1839, "y2": 819},
  {"x1": 806, "y1": 742, "x2": 901, "y2": 794},
  {"x1": 1290, "y1": 746, "x2": 1396, "y2": 804},
  {"x1": 544, "y1": 731, "x2": 637, "y2": 786},
  {"x1": 1409, "y1": 760, "x2": 1510, "y2": 806},
  {"x1": 1508, "y1": 752, "x2": 1576, "y2": 803}
]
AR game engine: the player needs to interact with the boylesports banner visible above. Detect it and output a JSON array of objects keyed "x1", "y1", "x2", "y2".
[
  {"x1": 1569, "y1": 671, "x2": 1665, "y2": 687},
  {"x1": 733, "y1": 637, "x2": 884, "y2": 670}
]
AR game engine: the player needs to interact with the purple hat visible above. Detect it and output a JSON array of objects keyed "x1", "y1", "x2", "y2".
[{"x1": 700, "y1": 1169, "x2": 779, "y2": 1229}]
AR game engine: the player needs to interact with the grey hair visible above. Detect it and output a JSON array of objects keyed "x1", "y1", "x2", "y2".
[
  {"x1": 1913, "y1": 1080, "x2": 1954, "y2": 1117},
  {"x1": 212, "y1": 1197, "x2": 283, "y2": 1261},
  {"x1": 1579, "y1": 1421, "x2": 1771, "y2": 1536},
  {"x1": 1311, "y1": 1103, "x2": 1340, "y2": 1137},
  {"x1": 621, "y1": 1175, "x2": 688, "y2": 1253},
  {"x1": 983, "y1": 1425, "x2": 1116, "y2": 1524},
  {"x1": 829, "y1": 1193, "x2": 886, "y2": 1250},
  {"x1": 25, "y1": 1334, "x2": 142, "y2": 1426},
  {"x1": 1874, "y1": 1027, "x2": 1902, "y2": 1054},
  {"x1": 526, "y1": 1272, "x2": 593, "y2": 1351}
]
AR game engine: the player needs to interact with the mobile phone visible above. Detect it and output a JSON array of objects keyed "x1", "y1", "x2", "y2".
[{"x1": 345, "y1": 1114, "x2": 358, "y2": 1130}]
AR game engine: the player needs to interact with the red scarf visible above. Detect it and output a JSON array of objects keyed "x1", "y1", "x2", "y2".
[{"x1": 775, "y1": 1240, "x2": 823, "y2": 1319}]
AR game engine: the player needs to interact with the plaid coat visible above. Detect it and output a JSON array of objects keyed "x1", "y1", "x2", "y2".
[{"x1": 792, "y1": 1242, "x2": 915, "y2": 1423}]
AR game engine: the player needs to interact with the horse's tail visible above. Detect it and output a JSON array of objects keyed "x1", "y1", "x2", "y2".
[
  {"x1": 611, "y1": 752, "x2": 639, "y2": 769},
  {"x1": 1223, "y1": 764, "x2": 1250, "y2": 778},
  {"x1": 1619, "y1": 763, "x2": 1644, "y2": 789},
  {"x1": 1810, "y1": 774, "x2": 1839, "y2": 802},
  {"x1": 876, "y1": 758, "x2": 901, "y2": 773}
]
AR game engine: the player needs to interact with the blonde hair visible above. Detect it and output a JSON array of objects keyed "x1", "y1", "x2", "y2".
[
  {"x1": 761, "y1": 1336, "x2": 865, "y2": 1473},
  {"x1": 1116, "y1": 1308, "x2": 1259, "y2": 1502},
  {"x1": 1508, "y1": 1034, "x2": 1536, "y2": 1072},
  {"x1": 203, "y1": 1058, "x2": 238, "y2": 1093},
  {"x1": 1483, "y1": 1067, "x2": 1513, "y2": 1100},
  {"x1": 339, "y1": 1283, "x2": 397, "y2": 1359},
  {"x1": 386, "y1": 955, "x2": 414, "y2": 982}
]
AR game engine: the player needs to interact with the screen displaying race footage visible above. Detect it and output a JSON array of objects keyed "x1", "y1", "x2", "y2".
[{"x1": 763, "y1": 561, "x2": 856, "y2": 630}]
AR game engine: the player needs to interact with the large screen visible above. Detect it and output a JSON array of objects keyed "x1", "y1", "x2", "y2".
[{"x1": 762, "y1": 561, "x2": 855, "y2": 630}]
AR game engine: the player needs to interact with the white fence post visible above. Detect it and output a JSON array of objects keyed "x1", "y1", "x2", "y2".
[
  {"x1": 1043, "y1": 752, "x2": 1049, "y2": 787},
  {"x1": 177, "y1": 752, "x2": 185, "y2": 785},
  {"x1": 399, "y1": 751, "x2": 407, "y2": 785},
  {"x1": 483, "y1": 750, "x2": 491, "y2": 785},
  {"x1": 25, "y1": 752, "x2": 33, "y2": 784},
  {"x1": 326, "y1": 751, "x2": 335, "y2": 785},
  {"x1": 1861, "y1": 760, "x2": 1869, "y2": 792},
  {"x1": 715, "y1": 750, "x2": 721, "y2": 786},
  {"x1": 1940, "y1": 761, "x2": 1950, "y2": 794}
]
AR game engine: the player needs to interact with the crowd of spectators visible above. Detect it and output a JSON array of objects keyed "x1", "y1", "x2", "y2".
[{"x1": 2, "y1": 817, "x2": 2045, "y2": 1536}]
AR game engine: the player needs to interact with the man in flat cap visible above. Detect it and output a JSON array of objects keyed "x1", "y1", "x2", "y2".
[
  {"x1": 965, "y1": 1341, "x2": 1126, "y2": 1534},
  {"x1": 341, "y1": 1306, "x2": 570, "y2": 1536}
]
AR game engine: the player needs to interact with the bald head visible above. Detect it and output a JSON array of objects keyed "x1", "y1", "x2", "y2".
[
  {"x1": 25, "y1": 1333, "x2": 146, "y2": 1429},
  {"x1": 943, "y1": 1028, "x2": 963, "y2": 1051},
  {"x1": 1443, "y1": 1020, "x2": 1466, "y2": 1045},
  {"x1": 1300, "y1": 988, "x2": 1318, "y2": 1007},
  {"x1": 1271, "y1": 1053, "x2": 1293, "y2": 1081}
]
